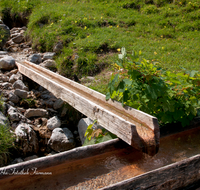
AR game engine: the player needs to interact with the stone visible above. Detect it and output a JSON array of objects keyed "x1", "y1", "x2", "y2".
[
  {"x1": 11, "y1": 158, "x2": 24, "y2": 164},
  {"x1": 11, "y1": 33, "x2": 19, "y2": 38},
  {"x1": 39, "y1": 59, "x2": 56, "y2": 68},
  {"x1": 8, "y1": 46, "x2": 18, "y2": 52},
  {"x1": 17, "y1": 107, "x2": 26, "y2": 113},
  {"x1": 11, "y1": 122, "x2": 18, "y2": 129},
  {"x1": 0, "y1": 82, "x2": 12, "y2": 89},
  {"x1": 29, "y1": 54, "x2": 42, "y2": 64},
  {"x1": 13, "y1": 80, "x2": 28, "y2": 91},
  {"x1": 9, "y1": 73, "x2": 23, "y2": 83},
  {"x1": 7, "y1": 106, "x2": 20, "y2": 122},
  {"x1": 24, "y1": 108, "x2": 48, "y2": 118},
  {"x1": 47, "y1": 116, "x2": 61, "y2": 130},
  {"x1": 14, "y1": 89, "x2": 28, "y2": 99},
  {"x1": 43, "y1": 52, "x2": 55, "y2": 61},
  {"x1": 86, "y1": 76, "x2": 95, "y2": 81},
  {"x1": 6, "y1": 39, "x2": 14, "y2": 46},
  {"x1": 0, "y1": 24, "x2": 10, "y2": 50},
  {"x1": 8, "y1": 106, "x2": 30, "y2": 123},
  {"x1": 12, "y1": 33, "x2": 24, "y2": 44},
  {"x1": 53, "y1": 98, "x2": 64, "y2": 110},
  {"x1": 0, "y1": 111, "x2": 9, "y2": 126},
  {"x1": 41, "y1": 99, "x2": 54, "y2": 108},
  {"x1": 8, "y1": 69, "x2": 18, "y2": 75},
  {"x1": 0, "y1": 75, "x2": 9, "y2": 82},
  {"x1": 22, "y1": 26, "x2": 27, "y2": 31},
  {"x1": 0, "y1": 56, "x2": 15, "y2": 70},
  {"x1": 77, "y1": 118, "x2": 102, "y2": 145},
  {"x1": 8, "y1": 92, "x2": 19, "y2": 104},
  {"x1": 48, "y1": 128, "x2": 75, "y2": 152},
  {"x1": 10, "y1": 27, "x2": 20, "y2": 33},
  {"x1": 61, "y1": 106, "x2": 68, "y2": 117},
  {"x1": 24, "y1": 155, "x2": 38, "y2": 161},
  {"x1": 8, "y1": 101, "x2": 15, "y2": 107},
  {"x1": 77, "y1": 118, "x2": 93, "y2": 144},
  {"x1": 0, "y1": 51, "x2": 8, "y2": 55},
  {"x1": 15, "y1": 123, "x2": 39, "y2": 156},
  {"x1": 53, "y1": 42, "x2": 63, "y2": 53},
  {"x1": 40, "y1": 91, "x2": 56, "y2": 100}
]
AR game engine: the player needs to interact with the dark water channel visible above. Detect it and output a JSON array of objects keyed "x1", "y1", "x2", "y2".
[{"x1": 2, "y1": 126, "x2": 200, "y2": 190}]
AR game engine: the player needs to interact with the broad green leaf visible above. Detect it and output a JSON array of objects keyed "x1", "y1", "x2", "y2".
[
  {"x1": 190, "y1": 70, "x2": 198, "y2": 78},
  {"x1": 116, "y1": 60, "x2": 123, "y2": 68},
  {"x1": 123, "y1": 90, "x2": 129, "y2": 104},
  {"x1": 83, "y1": 138, "x2": 96, "y2": 146},
  {"x1": 123, "y1": 78, "x2": 132, "y2": 86},
  {"x1": 106, "y1": 92, "x2": 110, "y2": 100},
  {"x1": 112, "y1": 73, "x2": 119, "y2": 84},
  {"x1": 118, "y1": 81, "x2": 125, "y2": 92}
]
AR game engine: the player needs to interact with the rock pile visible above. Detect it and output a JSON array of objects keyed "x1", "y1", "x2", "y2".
[
  {"x1": 0, "y1": 23, "x2": 95, "y2": 166},
  {"x1": 0, "y1": 54, "x2": 83, "y2": 164},
  {"x1": 1, "y1": 22, "x2": 57, "y2": 71}
]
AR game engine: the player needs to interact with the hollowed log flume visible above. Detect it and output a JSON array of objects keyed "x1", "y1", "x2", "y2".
[{"x1": 16, "y1": 60, "x2": 160, "y2": 156}]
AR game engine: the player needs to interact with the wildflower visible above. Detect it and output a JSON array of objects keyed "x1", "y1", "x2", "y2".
[
  {"x1": 162, "y1": 47, "x2": 164, "y2": 50},
  {"x1": 139, "y1": 50, "x2": 142, "y2": 55},
  {"x1": 117, "y1": 48, "x2": 121, "y2": 52},
  {"x1": 154, "y1": 52, "x2": 157, "y2": 55},
  {"x1": 161, "y1": 35, "x2": 163, "y2": 38},
  {"x1": 75, "y1": 20, "x2": 77, "y2": 23},
  {"x1": 117, "y1": 25, "x2": 119, "y2": 28},
  {"x1": 84, "y1": 26, "x2": 87, "y2": 30}
]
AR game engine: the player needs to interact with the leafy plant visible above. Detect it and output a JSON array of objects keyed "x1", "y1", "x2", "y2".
[
  {"x1": 106, "y1": 48, "x2": 200, "y2": 127},
  {"x1": 83, "y1": 119, "x2": 117, "y2": 146}
]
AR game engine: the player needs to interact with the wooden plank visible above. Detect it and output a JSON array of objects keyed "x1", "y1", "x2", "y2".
[
  {"x1": 101, "y1": 154, "x2": 200, "y2": 190},
  {"x1": 16, "y1": 60, "x2": 160, "y2": 156}
]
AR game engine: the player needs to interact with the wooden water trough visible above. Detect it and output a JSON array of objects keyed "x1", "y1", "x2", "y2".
[
  {"x1": 0, "y1": 123, "x2": 200, "y2": 190},
  {"x1": 16, "y1": 60, "x2": 160, "y2": 156}
]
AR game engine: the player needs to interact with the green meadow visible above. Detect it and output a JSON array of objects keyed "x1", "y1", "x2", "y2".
[{"x1": 0, "y1": 0, "x2": 199, "y2": 93}]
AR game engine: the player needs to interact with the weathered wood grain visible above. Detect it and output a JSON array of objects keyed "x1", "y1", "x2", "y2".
[
  {"x1": 16, "y1": 60, "x2": 160, "y2": 155},
  {"x1": 101, "y1": 154, "x2": 200, "y2": 190},
  {"x1": 0, "y1": 138, "x2": 126, "y2": 178}
]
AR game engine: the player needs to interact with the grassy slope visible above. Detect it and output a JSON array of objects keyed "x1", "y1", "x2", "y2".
[{"x1": 0, "y1": 0, "x2": 200, "y2": 93}]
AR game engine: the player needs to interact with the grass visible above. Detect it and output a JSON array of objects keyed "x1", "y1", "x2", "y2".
[
  {"x1": 0, "y1": 98, "x2": 15, "y2": 166},
  {"x1": 0, "y1": 0, "x2": 200, "y2": 94},
  {"x1": 0, "y1": 124, "x2": 15, "y2": 166}
]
